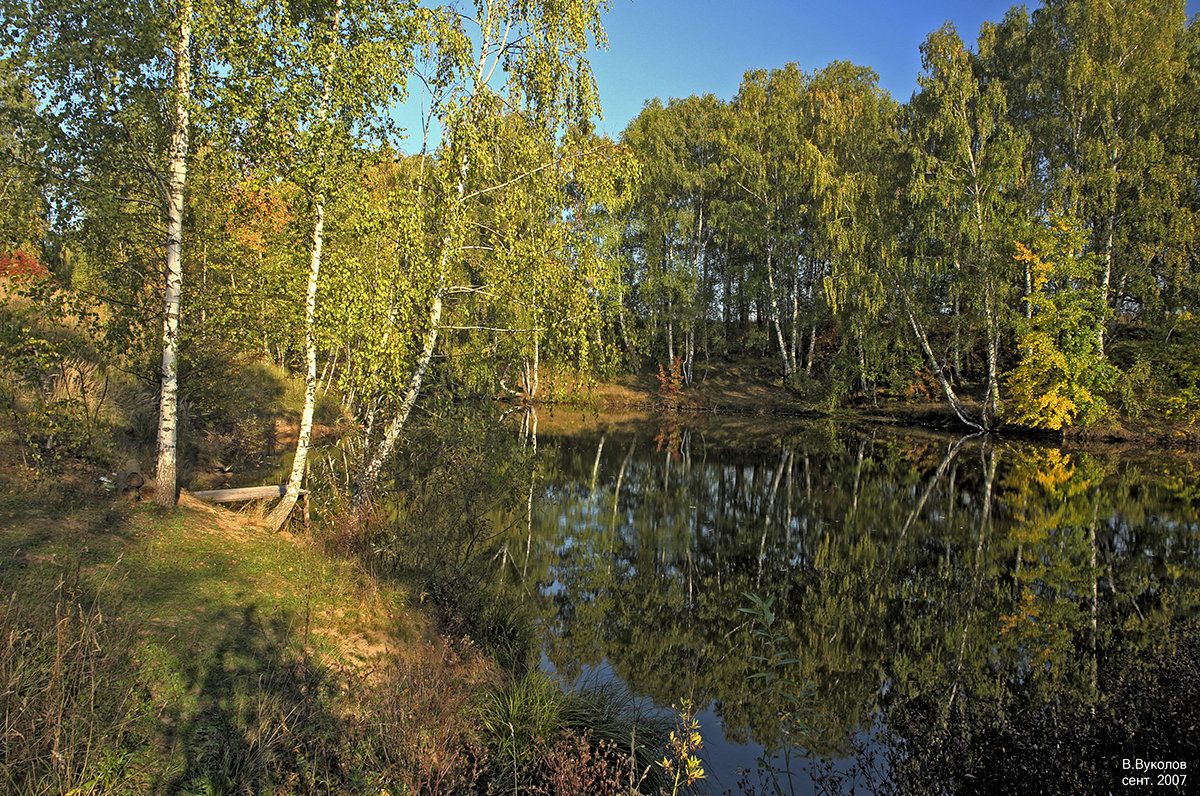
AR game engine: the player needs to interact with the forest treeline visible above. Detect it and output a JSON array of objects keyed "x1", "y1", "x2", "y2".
[
  {"x1": 617, "y1": 1, "x2": 1200, "y2": 434},
  {"x1": 1, "y1": 0, "x2": 1199, "y2": 519}
]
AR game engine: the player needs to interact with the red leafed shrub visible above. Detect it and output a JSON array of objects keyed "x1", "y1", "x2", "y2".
[
  {"x1": 0, "y1": 249, "x2": 49, "y2": 283},
  {"x1": 656, "y1": 356, "x2": 685, "y2": 397}
]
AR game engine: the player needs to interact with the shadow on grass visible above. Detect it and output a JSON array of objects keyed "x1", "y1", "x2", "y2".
[{"x1": 162, "y1": 604, "x2": 347, "y2": 795}]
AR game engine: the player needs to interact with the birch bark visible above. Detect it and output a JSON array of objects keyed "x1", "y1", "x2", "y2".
[{"x1": 155, "y1": 0, "x2": 192, "y2": 508}]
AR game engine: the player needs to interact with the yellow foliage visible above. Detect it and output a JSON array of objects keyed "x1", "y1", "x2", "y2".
[
  {"x1": 1032, "y1": 449, "x2": 1076, "y2": 489},
  {"x1": 660, "y1": 700, "x2": 706, "y2": 795},
  {"x1": 1006, "y1": 332, "x2": 1079, "y2": 430},
  {"x1": 1005, "y1": 217, "x2": 1109, "y2": 430}
]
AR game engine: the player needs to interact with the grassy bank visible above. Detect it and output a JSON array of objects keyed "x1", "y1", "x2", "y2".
[{"x1": 0, "y1": 441, "x2": 671, "y2": 794}]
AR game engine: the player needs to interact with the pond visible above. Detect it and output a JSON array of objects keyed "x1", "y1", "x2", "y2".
[{"x1": 491, "y1": 409, "x2": 1200, "y2": 794}]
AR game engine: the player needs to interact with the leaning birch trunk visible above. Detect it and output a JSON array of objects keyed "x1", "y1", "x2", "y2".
[
  {"x1": 155, "y1": 0, "x2": 192, "y2": 508},
  {"x1": 353, "y1": 291, "x2": 443, "y2": 505},
  {"x1": 905, "y1": 300, "x2": 984, "y2": 431},
  {"x1": 267, "y1": 0, "x2": 341, "y2": 530},
  {"x1": 351, "y1": 147, "x2": 462, "y2": 511},
  {"x1": 267, "y1": 187, "x2": 326, "y2": 529}
]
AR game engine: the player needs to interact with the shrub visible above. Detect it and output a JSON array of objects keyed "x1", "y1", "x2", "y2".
[{"x1": 479, "y1": 671, "x2": 668, "y2": 795}]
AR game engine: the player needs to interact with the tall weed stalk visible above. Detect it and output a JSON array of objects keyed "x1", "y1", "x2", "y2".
[{"x1": 0, "y1": 575, "x2": 148, "y2": 794}]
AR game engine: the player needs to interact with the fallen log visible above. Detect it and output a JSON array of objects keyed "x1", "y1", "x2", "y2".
[{"x1": 187, "y1": 485, "x2": 308, "y2": 503}]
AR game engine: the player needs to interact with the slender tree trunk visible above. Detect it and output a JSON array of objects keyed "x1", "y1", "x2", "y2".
[
  {"x1": 352, "y1": 11, "x2": 518, "y2": 509},
  {"x1": 722, "y1": 250, "x2": 731, "y2": 333},
  {"x1": 666, "y1": 298, "x2": 675, "y2": 364},
  {"x1": 757, "y1": 448, "x2": 789, "y2": 588},
  {"x1": 354, "y1": 290, "x2": 443, "y2": 504},
  {"x1": 525, "y1": 336, "x2": 539, "y2": 399},
  {"x1": 947, "y1": 442, "x2": 996, "y2": 712},
  {"x1": 790, "y1": 264, "x2": 800, "y2": 373},
  {"x1": 766, "y1": 250, "x2": 791, "y2": 377},
  {"x1": 321, "y1": 347, "x2": 338, "y2": 396},
  {"x1": 685, "y1": 322, "x2": 694, "y2": 386},
  {"x1": 267, "y1": 0, "x2": 342, "y2": 530},
  {"x1": 589, "y1": 433, "x2": 606, "y2": 496},
  {"x1": 983, "y1": 276, "x2": 1002, "y2": 427},
  {"x1": 1099, "y1": 204, "x2": 1114, "y2": 357},
  {"x1": 688, "y1": 204, "x2": 703, "y2": 386},
  {"x1": 522, "y1": 408, "x2": 538, "y2": 578},
  {"x1": 856, "y1": 327, "x2": 869, "y2": 400},
  {"x1": 806, "y1": 324, "x2": 816, "y2": 375},
  {"x1": 905, "y1": 300, "x2": 984, "y2": 431},
  {"x1": 1097, "y1": 145, "x2": 1120, "y2": 358},
  {"x1": 616, "y1": 284, "x2": 636, "y2": 372},
  {"x1": 610, "y1": 438, "x2": 635, "y2": 536},
  {"x1": 734, "y1": 264, "x2": 744, "y2": 328},
  {"x1": 952, "y1": 292, "x2": 962, "y2": 382},
  {"x1": 267, "y1": 189, "x2": 325, "y2": 530},
  {"x1": 155, "y1": 0, "x2": 192, "y2": 508}
]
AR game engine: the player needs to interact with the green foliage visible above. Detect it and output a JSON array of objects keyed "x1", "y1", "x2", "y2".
[
  {"x1": 1109, "y1": 316, "x2": 1200, "y2": 425},
  {"x1": 365, "y1": 405, "x2": 533, "y2": 575},
  {"x1": 0, "y1": 281, "x2": 109, "y2": 469},
  {"x1": 480, "y1": 669, "x2": 565, "y2": 774},
  {"x1": 1005, "y1": 216, "x2": 1115, "y2": 429},
  {"x1": 738, "y1": 593, "x2": 816, "y2": 743}
]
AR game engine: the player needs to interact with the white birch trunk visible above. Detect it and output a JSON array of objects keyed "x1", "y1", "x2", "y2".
[
  {"x1": 906, "y1": 301, "x2": 985, "y2": 431},
  {"x1": 666, "y1": 298, "x2": 675, "y2": 364},
  {"x1": 806, "y1": 324, "x2": 816, "y2": 375},
  {"x1": 267, "y1": 188, "x2": 325, "y2": 529},
  {"x1": 790, "y1": 264, "x2": 800, "y2": 373},
  {"x1": 685, "y1": 323, "x2": 694, "y2": 386},
  {"x1": 267, "y1": 0, "x2": 341, "y2": 530},
  {"x1": 766, "y1": 250, "x2": 791, "y2": 377},
  {"x1": 983, "y1": 276, "x2": 1001, "y2": 427},
  {"x1": 354, "y1": 291, "x2": 443, "y2": 504},
  {"x1": 155, "y1": 0, "x2": 191, "y2": 508}
]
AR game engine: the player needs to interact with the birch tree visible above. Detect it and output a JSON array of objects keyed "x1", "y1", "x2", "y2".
[
  {"x1": 904, "y1": 23, "x2": 1026, "y2": 430},
  {"x1": 802, "y1": 61, "x2": 897, "y2": 398},
  {"x1": 229, "y1": 0, "x2": 419, "y2": 529},
  {"x1": 154, "y1": 0, "x2": 192, "y2": 506},
  {"x1": 19, "y1": 0, "x2": 203, "y2": 505},
  {"x1": 1032, "y1": 0, "x2": 1189, "y2": 355},
  {"x1": 350, "y1": 0, "x2": 616, "y2": 506}
]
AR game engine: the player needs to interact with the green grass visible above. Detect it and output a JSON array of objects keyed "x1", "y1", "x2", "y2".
[
  {"x1": 479, "y1": 669, "x2": 670, "y2": 794},
  {"x1": 0, "y1": 454, "x2": 425, "y2": 794},
  {"x1": 0, "y1": 444, "x2": 680, "y2": 794}
]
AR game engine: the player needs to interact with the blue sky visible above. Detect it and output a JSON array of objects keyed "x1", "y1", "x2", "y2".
[
  {"x1": 589, "y1": 0, "x2": 1017, "y2": 136},
  {"x1": 589, "y1": 0, "x2": 1200, "y2": 138},
  {"x1": 396, "y1": 0, "x2": 1198, "y2": 150}
]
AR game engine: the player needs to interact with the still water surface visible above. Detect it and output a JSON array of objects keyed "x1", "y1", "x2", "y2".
[{"x1": 496, "y1": 411, "x2": 1200, "y2": 792}]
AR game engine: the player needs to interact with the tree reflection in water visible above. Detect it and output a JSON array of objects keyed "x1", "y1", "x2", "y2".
[{"x1": 490, "y1": 413, "x2": 1200, "y2": 793}]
